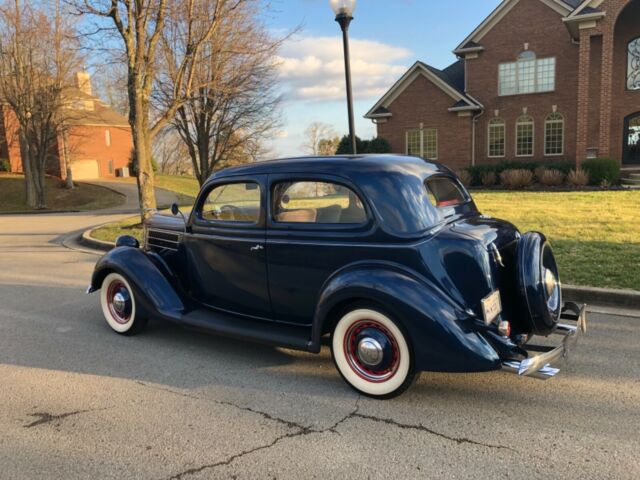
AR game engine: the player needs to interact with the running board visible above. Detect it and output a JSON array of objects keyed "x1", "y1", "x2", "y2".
[{"x1": 180, "y1": 308, "x2": 312, "y2": 351}]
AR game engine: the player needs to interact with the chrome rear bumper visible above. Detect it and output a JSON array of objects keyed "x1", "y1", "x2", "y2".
[{"x1": 502, "y1": 302, "x2": 587, "y2": 380}]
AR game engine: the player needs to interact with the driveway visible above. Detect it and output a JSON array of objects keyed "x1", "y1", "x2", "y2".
[
  {"x1": 81, "y1": 179, "x2": 193, "y2": 214},
  {"x1": 0, "y1": 212, "x2": 639, "y2": 479}
]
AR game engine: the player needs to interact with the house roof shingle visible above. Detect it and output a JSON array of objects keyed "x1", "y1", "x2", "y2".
[{"x1": 63, "y1": 88, "x2": 129, "y2": 128}]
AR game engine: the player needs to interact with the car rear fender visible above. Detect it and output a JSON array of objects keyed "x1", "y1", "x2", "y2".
[
  {"x1": 313, "y1": 263, "x2": 501, "y2": 373},
  {"x1": 89, "y1": 246, "x2": 184, "y2": 321}
]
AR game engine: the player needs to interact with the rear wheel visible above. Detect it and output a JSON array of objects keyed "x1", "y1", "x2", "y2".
[
  {"x1": 331, "y1": 306, "x2": 416, "y2": 399},
  {"x1": 100, "y1": 272, "x2": 147, "y2": 335}
]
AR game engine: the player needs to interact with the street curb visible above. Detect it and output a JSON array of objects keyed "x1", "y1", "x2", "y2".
[
  {"x1": 78, "y1": 224, "x2": 640, "y2": 309},
  {"x1": 80, "y1": 225, "x2": 121, "y2": 252},
  {"x1": 562, "y1": 285, "x2": 640, "y2": 310}
]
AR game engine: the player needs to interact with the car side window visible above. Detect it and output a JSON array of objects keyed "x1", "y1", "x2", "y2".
[
  {"x1": 200, "y1": 182, "x2": 261, "y2": 223},
  {"x1": 272, "y1": 181, "x2": 367, "y2": 224}
]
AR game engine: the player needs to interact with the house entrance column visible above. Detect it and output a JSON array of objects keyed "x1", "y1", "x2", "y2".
[
  {"x1": 576, "y1": 28, "x2": 592, "y2": 165},
  {"x1": 598, "y1": 19, "x2": 616, "y2": 157}
]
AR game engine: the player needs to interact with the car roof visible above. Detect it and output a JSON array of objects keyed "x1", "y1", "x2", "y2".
[{"x1": 209, "y1": 154, "x2": 447, "y2": 181}]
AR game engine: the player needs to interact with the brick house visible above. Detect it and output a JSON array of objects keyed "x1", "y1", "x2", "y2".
[
  {"x1": 365, "y1": 0, "x2": 640, "y2": 171},
  {"x1": 1, "y1": 72, "x2": 133, "y2": 180}
]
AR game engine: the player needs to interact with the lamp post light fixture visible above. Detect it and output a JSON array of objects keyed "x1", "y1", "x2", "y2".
[{"x1": 330, "y1": 0, "x2": 357, "y2": 155}]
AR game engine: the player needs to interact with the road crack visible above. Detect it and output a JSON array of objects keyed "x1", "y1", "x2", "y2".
[
  {"x1": 24, "y1": 407, "x2": 111, "y2": 428},
  {"x1": 352, "y1": 412, "x2": 515, "y2": 451},
  {"x1": 164, "y1": 396, "x2": 362, "y2": 480}
]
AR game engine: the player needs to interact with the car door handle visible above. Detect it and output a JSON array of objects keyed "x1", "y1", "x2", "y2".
[{"x1": 250, "y1": 245, "x2": 264, "y2": 252}]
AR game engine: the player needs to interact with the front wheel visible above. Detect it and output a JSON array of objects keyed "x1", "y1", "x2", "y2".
[
  {"x1": 100, "y1": 272, "x2": 147, "y2": 335},
  {"x1": 331, "y1": 307, "x2": 417, "y2": 399}
]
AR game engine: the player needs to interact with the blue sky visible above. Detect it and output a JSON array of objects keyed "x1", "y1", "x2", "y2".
[{"x1": 266, "y1": 0, "x2": 502, "y2": 156}]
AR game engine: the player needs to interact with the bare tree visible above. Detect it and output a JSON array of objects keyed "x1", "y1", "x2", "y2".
[
  {"x1": 302, "y1": 121, "x2": 337, "y2": 156},
  {"x1": 76, "y1": 0, "x2": 240, "y2": 221},
  {"x1": 153, "y1": 129, "x2": 191, "y2": 175},
  {"x1": 0, "y1": 0, "x2": 82, "y2": 208},
  {"x1": 159, "y1": 1, "x2": 281, "y2": 186},
  {"x1": 317, "y1": 136, "x2": 340, "y2": 156}
]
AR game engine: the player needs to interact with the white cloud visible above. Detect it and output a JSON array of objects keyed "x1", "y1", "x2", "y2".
[{"x1": 276, "y1": 35, "x2": 412, "y2": 102}]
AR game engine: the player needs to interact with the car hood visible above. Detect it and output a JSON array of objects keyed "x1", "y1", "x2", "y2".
[{"x1": 145, "y1": 213, "x2": 185, "y2": 232}]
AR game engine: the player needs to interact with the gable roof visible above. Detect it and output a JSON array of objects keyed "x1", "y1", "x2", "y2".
[
  {"x1": 453, "y1": 0, "x2": 574, "y2": 54},
  {"x1": 364, "y1": 60, "x2": 481, "y2": 119},
  {"x1": 63, "y1": 88, "x2": 130, "y2": 127},
  {"x1": 560, "y1": 0, "x2": 583, "y2": 8}
]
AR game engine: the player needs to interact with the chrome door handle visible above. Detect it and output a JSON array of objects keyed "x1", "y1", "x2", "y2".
[{"x1": 250, "y1": 245, "x2": 264, "y2": 251}]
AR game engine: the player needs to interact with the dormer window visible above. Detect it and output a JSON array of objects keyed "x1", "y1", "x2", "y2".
[
  {"x1": 499, "y1": 50, "x2": 555, "y2": 96},
  {"x1": 628, "y1": 37, "x2": 640, "y2": 90}
]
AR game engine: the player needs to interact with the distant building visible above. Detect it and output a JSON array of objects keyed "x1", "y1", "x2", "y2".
[
  {"x1": 0, "y1": 72, "x2": 133, "y2": 180},
  {"x1": 365, "y1": 0, "x2": 640, "y2": 169}
]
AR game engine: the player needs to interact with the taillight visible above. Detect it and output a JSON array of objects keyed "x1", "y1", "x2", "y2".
[{"x1": 498, "y1": 320, "x2": 511, "y2": 337}]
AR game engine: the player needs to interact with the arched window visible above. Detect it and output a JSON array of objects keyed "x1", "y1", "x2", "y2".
[
  {"x1": 628, "y1": 37, "x2": 640, "y2": 91},
  {"x1": 544, "y1": 113, "x2": 564, "y2": 156},
  {"x1": 516, "y1": 116, "x2": 534, "y2": 157},
  {"x1": 488, "y1": 118, "x2": 506, "y2": 158},
  {"x1": 499, "y1": 50, "x2": 555, "y2": 96}
]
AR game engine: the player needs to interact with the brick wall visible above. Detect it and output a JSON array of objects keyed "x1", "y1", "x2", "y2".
[
  {"x1": 465, "y1": 0, "x2": 579, "y2": 164},
  {"x1": 610, "y1": 0, "x2": 640, "y2": 162},
  {"x1": 64, "y1": 125, "x2": 133, "y2": 178},
  {"x1": 377, "y1": 74, "x2": 472, "y2": 171},
  {"x1": 2, "y1": 107, "x2": 24, "y2": 173}
]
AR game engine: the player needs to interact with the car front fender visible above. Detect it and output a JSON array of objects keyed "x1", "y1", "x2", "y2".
[
  {"x1": 313, "y1": 263, "x2": 501, "y2": 373},
  {"x1": 89, "y1": 246, "x2": 184, "y2": 321}
]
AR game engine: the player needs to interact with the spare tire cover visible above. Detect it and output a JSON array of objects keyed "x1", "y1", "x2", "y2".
[{"x1": 516, "y1": 232, "x2": 562, "y2": 335}]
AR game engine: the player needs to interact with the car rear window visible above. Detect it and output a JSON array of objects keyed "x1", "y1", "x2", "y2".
[{"x1": 425, "y1": 177, "x2": 467, "y2": 208}]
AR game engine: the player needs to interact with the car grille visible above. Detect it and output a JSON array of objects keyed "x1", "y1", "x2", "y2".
[{"x1": 145, "y1": 228, "x2": 182, "y2": 251}]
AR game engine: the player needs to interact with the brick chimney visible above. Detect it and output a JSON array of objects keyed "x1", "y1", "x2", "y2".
[{"x1": 76, "y1": 71, "x2": 92, "y2": 96}]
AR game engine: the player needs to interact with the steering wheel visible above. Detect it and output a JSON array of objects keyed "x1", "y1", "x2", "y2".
[{"x1": 220, "y1": 204, "x2": 240, "y2": 220}]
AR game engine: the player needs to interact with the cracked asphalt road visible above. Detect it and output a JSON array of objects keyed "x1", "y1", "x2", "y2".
[{"x1": 1, "y1": 213, "x2": 639, "y2": 479}]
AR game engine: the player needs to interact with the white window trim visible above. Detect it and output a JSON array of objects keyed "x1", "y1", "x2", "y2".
[
  {"x1": 405, "y1": 128, "x2": 438, "y2": 160},
  {"x1": 544, "y1": 114, "x2": 565, "y2": 157},
  {"x1": 105, "y1": 129, "x2": 111, "y2": 147},
  {"x1": 487, "y1": 119, "x2": 506, "y2": 158},
  {"x1": 515, "y1": 117, "x2": 535, "y2": 158},
  {"x1": 498, "y1": 56, "x2": 556, "y2": 97}
]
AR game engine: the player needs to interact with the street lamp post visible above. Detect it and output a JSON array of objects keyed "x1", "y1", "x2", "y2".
[{"x1": 330, "y1": 0, "x2": 357, "y2": 155}]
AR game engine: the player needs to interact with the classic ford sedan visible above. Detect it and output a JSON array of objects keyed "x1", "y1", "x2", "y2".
[{"x1": 88, "y1": 155, "x2": 586, "y2": 398}]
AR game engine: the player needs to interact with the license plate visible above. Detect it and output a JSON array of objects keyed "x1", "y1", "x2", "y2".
[{"x1": 482, "y1": 290, "x2": 502, "y2": 325}]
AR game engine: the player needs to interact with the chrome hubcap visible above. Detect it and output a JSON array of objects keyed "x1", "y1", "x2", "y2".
[
  {"x1": 112, "y1": 292, "x2": 127, "y2": 315},
  {"x1": 344, "y1": 321, "x2": 400, "y2": 383},
  {"x1": 107, "y1": 280, "x2": 132, "y2": 324},
  {"x1": 544, "y1": 268, "x2": 560, "y2": 311},
  {"x1": 357, "y1": 338, "x2": 384, "y2": 367}
]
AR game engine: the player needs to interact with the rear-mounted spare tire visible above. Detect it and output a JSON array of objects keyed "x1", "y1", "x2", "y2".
[{"x1": 517, "y1": 232, "x2": 562, "y2": 335}]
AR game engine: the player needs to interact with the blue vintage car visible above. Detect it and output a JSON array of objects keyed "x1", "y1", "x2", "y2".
[{"x1": 88, "y1": 155, "x2": 586, "y2": 398}]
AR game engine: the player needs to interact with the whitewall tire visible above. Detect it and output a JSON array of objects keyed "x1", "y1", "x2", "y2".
[
  {"x1": 331, "y1": 307, "x2": 416, "y2": 398},
  {"x1": 100, "y1": 272, "x2": 147, "y2": 335}
]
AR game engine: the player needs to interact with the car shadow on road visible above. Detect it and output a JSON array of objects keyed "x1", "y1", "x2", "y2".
[{"x1": 1, "y1": 282, "x2": 638, "y2": 408}]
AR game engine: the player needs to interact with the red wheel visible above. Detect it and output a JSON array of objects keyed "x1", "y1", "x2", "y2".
[
  {"x1": 100, "y1": 272, "x2": 147, "y2": 335},
  {"x1": 331, "y1": 307, "x2": 416, "y2": 398}
]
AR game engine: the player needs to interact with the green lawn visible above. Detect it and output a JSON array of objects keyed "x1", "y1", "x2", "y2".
[
  {"x1": 90, "y1": 178, "x2": 640, "y2": 290},
  {"x1": 0, "y1": 174, "x2": 125, "y2": 213},
  {"x1": 473, "y1": 190, "x2": 639, "y2": 290},
  {"x1": 155, "y1": 175, "x2": 201, "y2": 198}
]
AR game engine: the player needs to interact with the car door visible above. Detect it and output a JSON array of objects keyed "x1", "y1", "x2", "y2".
[
  {"x1": 266, "y1": 174, "x2": 373, "y2": 325},
  {"x1": 185, "y1": 175, "x2": 272, "y2": 319}
]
